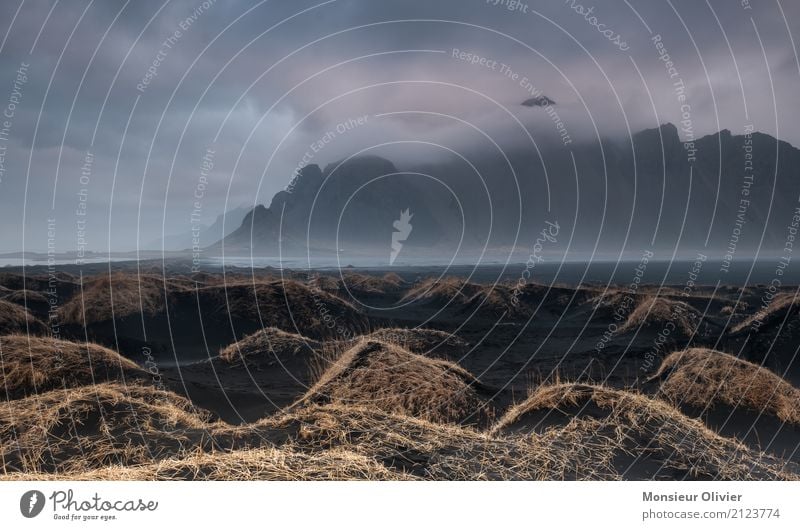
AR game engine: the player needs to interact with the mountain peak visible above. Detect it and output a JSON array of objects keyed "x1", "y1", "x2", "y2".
[
  {"x1": 636, "y1": 122, "x2": 679, "y2": 141},
  {"x1": 632, "y1": 122, "x2": 681, "y2": 160}
]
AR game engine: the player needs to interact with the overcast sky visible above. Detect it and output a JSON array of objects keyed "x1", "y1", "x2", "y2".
[{"x1": 0, "y1": 0, "x2": 798, "y2": 253}]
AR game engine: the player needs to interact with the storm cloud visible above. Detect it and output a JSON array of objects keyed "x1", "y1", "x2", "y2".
[{"x1": 0, "y1": 0, "x2": 798, "y2": 253}]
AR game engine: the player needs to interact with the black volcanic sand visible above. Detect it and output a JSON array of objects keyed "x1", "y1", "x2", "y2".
[{"x1": 1, "y1": 260, "x2": 799, "y2": 472}]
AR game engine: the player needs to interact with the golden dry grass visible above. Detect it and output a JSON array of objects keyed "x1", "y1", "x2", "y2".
[
  {"x1": 399, "y1": 277, "x2": 483, "y2": 305},
  {"x1": 218, "y1": 327, "x2": 322, "y2": 365},
  {"x1": 56, "y1": 273, "x2": 369, "y2": 340},
  {"x1": 0, "y1": 335, "x2": 146, "y2": 400},
  {"x1": 0, "y1": 383, "x2": 611, "y2": 480},
  {"x1": 400, "y1": 279, "x2": 550, "y2": 319},
  {"x1": 58, "y1": 273, "x2": 168, "y2": 325},
  {"x1": 618, "y1": 295, "x2": 701, "y2": 335},
  {"x1": 0, "y1": 300, "x2": 47, "y2": 336},
  {"x1": 307, "y1": 275, "x2": 342, "y2": 292},
  {"x1": 652, "y1": 348, "x2": 800, "y2": 424},
  {"x1": 0, "y1": 400, "x2": 622, "y2": 481},
  {"x1": 297, "y1": 339, "x2": 493, "y2": 426},
  {"x1": 0, "y1": 273, "x2": 74, "y2": 292},
  {"x1": 463, "y1": 285, "x2": 521, "y2": 317},
  {"x1": 460, "y1": 283, "x2": 598, "y2": 320},
  {"x1": 3, "y1": 270, "x2": 799, "y2": 481},
  {"x1": 2, "y1": 384, "x2": 795, "y2": 480},
  {"x1": 217, "y1": 326, "x2": 465, "y2": 368},
  {"x1": 0, "y1": 383, "x2": 216, "y2": 473},
  {"x1": 276, "y1": 403, "x2": 620, "y2": 480},
  {"x1": 202, "y1": 280, "x2": 369, "y2": 339},
  {"x1": 491, "y1": 383, "x2": 795, "y2": 480},
  {"x1": 588, "y1": 289, "x2": 633, "y2": 308},
  {"x1": 340, "y1": 272, "x2": 406, "y2": 294},
  {"x1": 364, "y1": 327, "x2": 467, "y2": 357},
  {"x1": 2, "y1": 289, "x2": 49, "y2": 306},
  {"x1": 732, "y1": 292, "x2": 798, "y2": 333},
  {"x1": 0, "y1": 446, "x2": 411, "y2": 480}
]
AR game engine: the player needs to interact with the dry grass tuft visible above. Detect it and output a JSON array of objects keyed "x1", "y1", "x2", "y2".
[
  {"x1": 618, "y1": 295, "x2": 701, "y2": 335},
  {"x1": 364, "y1": 327, "x2": 468, "y2": 357},
  {"x1": 0, "y1": 383, "x2": 216, "y2": 473},
  {"x1": 652, "y1": 348, "x2": 800, "y2": 425},
  {"x1": 1, "y1": 446, "x2": 411, "y2": 480},
  {"x1": 56, "y1": 273, "x2": 369, "y2": 340},
  {"x1": 2, "y1": 289, "x2": 49, "y2": 307},
  {"x1": 0, "y1": 301, "x2": 47, "y2": 336},
  {"x1": 203, "y1": 280, "x2": 369, "y2": 339},
  {"x1": 732, "y1": 292, "x2": 798, "y2": 334},
  {"x1": 0, "y1": 335, "x2": 146, "y2": 400},
  {"x1": 340, "y1": 272, "x2": 406, "y2": 295},
  {"x1": 491, "y1": 383, "x2": 795, "y2": 480},
  {"x1": 307, "y1": 275, "x2": 342, "y2": 292},
  {"x1": 266, "y1": 403, "x2": 619, "y2": 480},
  {"x1": 463, "y1": 285, "x2": 522, "y2": 318},
  {"x1": 218, "y1": 327, "x2": 322, "y2": 365},
  {"x1": 400, "y1": 277, "x2": 483, "y2": 305},
  {"x1": 2, "y1": 385, "x2": 796, "y2": 480},
  {"x1": 298, "y1": 340, "x2": 493, "y2": 426},
  {"x1": 58, "y1": 273, "x2": 168, "y2": 325}
]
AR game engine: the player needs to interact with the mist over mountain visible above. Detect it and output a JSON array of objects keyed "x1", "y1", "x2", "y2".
[
  {"x1": 148, "y1": 205, "x2": 250, "y2": 252},
  {"x1": 215, "y1": 124, "x2": 800, "y2": 264}
]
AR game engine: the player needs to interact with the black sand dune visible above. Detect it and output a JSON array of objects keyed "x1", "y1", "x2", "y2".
[
  {"x1": 492, "y1": 382, "x2": 796, "y2": 480},
  {"x1": 297, "y1": 339, "x2": 495, "y2": 426},
  {"x1": 0, "y1": 268, "x2": 798, "y2": 480},
  {"x1": 0, "y1": 335, "x2": 147, "y2": 400},
  {"x1": 54, "y1": 273, "x2": 368, "y2": 363},
  {"x1": 0, "y1": 301, "x2": 47, "y2": 336}
]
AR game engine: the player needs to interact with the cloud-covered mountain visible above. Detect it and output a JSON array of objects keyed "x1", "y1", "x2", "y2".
[{"x1": 215, "y1": 124, "x2": 800, "y2": 262}]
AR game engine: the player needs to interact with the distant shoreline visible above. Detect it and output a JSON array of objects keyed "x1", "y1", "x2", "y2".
[{"x1": 2, "y1": 256, "x2": 798, "y2": 288}]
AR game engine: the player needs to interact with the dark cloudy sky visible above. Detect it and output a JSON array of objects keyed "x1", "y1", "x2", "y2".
[{"x1": 0, "y1": 0, "x2": 798, "y2": 253}]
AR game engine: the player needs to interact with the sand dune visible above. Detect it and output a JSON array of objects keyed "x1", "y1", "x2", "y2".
[
  {"x1": 492, "y1": 383, "x2": 794, "y2": 480},
  {"x1": 297, "y1": 339, "x2": 494, "y2": 426},
  {"x1": 652, "y1": 348, "x2": 800, "y2": 425},
  {"x1": 1, "y1": 378, "x2": 795, "y2": 480},
  {"x1": 218, "y1": 327, "x2": 323, "y2": 366},
  {"x1": 171, "y1": 327, "x2": 471, "y2": 422},
  {"x1": 58, "y1": 273, "x2": 168, "y2": 325},
  {"x1": 56, "y1": 273, "x2": 368, "y2": 339},
  {"x1": 0, "y1": 289, "x2": 50, "y2": 318},
  {"x1": 364, "y1": 327, "x2": 468, "y2": 358},
  {"x1": 400, "y1": 277, "x2": 484, "y2": 306},
  {"x1": 0, "y1": 301, "x2": 47, "y2": 336},
  {"x1": 339, "y1": 272, "x2": 406, "y2": 296},
  {"x1": 618, "y1": 295, "x2": 704, "y2": 335},
  {"x1": 0, "y1": 335, "x2": 146, "y2": 399},
  {"x1": 1, "y1": 269, "x2": 798, "y2": 481},
  {"x1": 732, "y1": 292, "x2": 798, "y2": 334},
  {"x1": 52, "y1": 273, "x2": 369, "y2": 364},
  {"x1": 0, "y1": 383, "x2": 215, "y2": 473},
  {"x1": 1, "y1": 447, "x2": 410, "y2": 480}
]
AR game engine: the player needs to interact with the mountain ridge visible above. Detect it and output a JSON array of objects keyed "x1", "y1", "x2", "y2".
[{"x1": 212, "y1": 124, "x2": 800, "y2": 260}]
